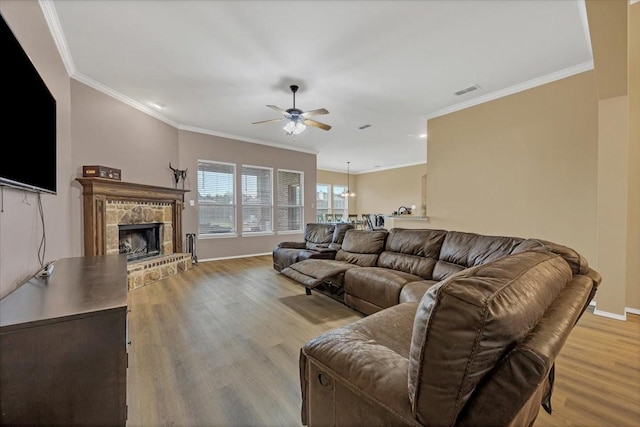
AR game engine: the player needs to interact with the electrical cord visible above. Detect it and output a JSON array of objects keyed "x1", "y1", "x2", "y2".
[{"x1": 37, "y1": 192, "x2": 46, "y2": 267}]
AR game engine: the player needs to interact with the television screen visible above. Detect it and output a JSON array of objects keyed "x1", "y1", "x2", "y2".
[{"x1": 1, "y1": 13, "x2": 57, "y2": 194}]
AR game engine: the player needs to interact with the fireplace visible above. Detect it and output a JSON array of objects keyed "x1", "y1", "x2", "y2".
[
  {"x1": 77, "y1": 177, "x2": 193, "y2": 290},
  {"x1": 119, "y1": 223, "x2": 162, "y2": 262}
]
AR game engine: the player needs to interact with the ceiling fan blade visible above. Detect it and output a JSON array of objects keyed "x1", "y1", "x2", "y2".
[
  {"x1": 301, "y1": 108, "x2": 329, "y2": 118},
  {"x1": 252, "y1": 118, "x2": 285, "y2": 125},
  {"x1": 266, "y1": 105, "x2": 288, "y2": 115},
  {"x1": 303, "y1": 119, "x2": 331, "y2": 131}
]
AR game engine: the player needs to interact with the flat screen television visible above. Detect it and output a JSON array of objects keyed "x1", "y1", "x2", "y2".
[{"x1": 1, "y1": 13, "x2": 57, "y2": 194}]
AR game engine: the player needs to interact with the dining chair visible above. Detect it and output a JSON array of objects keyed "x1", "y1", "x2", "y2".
[
  {"x1": 324, "y1": 213, "x2": 335, "y2": 223},
  {"x1": 362, "y1": 213, "x2": 373, "y2": 230}
]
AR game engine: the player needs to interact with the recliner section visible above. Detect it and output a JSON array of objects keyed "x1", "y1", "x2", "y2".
[{"x1": 272, "y1": 222, "x2": 353, "y2": 272}]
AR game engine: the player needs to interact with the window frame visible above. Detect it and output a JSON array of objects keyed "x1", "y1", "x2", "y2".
[
  {"x1": 240, "y1": 164, "x2": 274, "y2": 236},
  {"x1": 196, "y1": 159, "x2": 238, "y2": 238},
  {"x1": 276, "y1": 169, "x2": 304, "y2": 234}
]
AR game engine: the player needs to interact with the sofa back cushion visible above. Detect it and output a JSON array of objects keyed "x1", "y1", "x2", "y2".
[
  {"x1": 336, "y1": 230, "x2": 388, "y2": 267},
  {"x1": 332, "y1": 223, "x2": 354, "y2": 245},
  {"x1": 377, "y1": 228, "x2": 447, "y2": 279},
  {"x1": 432, "y1": 231, "x2": 525, "y2": 281},
  {"x1": 407, "y1": 250, "x2": 572, "y2": 426},
  {"x1": 304, "y1": 223, "x2": 334, "y2": 249}
]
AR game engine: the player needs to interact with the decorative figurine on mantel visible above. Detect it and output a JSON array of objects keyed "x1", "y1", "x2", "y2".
[{"x1": 169, "y1": 162, "x2": 188, "y2": 189}]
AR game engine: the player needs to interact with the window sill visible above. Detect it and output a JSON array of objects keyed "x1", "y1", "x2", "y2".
[
  {"x1": 241, "y1": 231, "x2": 275, "y2": 237},
  {"x1": 277, "y1": 230, "x2": 304, "y2": 235},
  {"x1": 198, "y1": 233, "x2": 238, "y2": 239}
]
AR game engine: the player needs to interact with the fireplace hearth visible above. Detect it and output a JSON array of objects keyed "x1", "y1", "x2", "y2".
[{"x1": 119, "y1": 223, "x2": 162, "y2": 262}]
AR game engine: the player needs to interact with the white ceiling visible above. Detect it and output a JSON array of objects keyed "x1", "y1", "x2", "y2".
[{"x1": 46, "y1": 0, "x2": 592, "y2": 174}]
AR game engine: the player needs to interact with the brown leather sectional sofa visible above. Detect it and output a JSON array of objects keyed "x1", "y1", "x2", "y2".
[{"x1": 275, "y1": 227, "x2": 601, "y2": 426}]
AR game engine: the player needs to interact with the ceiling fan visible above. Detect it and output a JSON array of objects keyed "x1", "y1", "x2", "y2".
[{"x1": 252, "y1": 85, "x2": 331, "y2": 135}]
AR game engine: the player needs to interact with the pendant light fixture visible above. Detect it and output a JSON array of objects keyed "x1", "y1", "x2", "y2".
[{"x1": 341, "y1": 161, "x2": 356, "y2": 197}]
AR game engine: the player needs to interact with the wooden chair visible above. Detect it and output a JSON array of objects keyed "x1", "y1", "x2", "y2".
[
  {"x1": 324, "y1": 213, "x2": 335, "y2": 223},
  {"x1": 334, "y1": 213, "x2": 344, "y2": 223}
]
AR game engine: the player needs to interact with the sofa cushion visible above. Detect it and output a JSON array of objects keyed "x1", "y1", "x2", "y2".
[
  {"x1": 344, "y1": 268, "x2": 424, "y2": 311},
  {"x1": 398, "y1": 280, "x2": 438, "y2": 304},
  {"x1": 408, "y1": 250, "x2": 572, "y2": 426},
  {"x1": 281, "y1": 259, "x2": 360, "y2": 288},
  {"x1": 335, "y1": 230, "x2": 388, "y2": 267},
  {"x1": 377, "y1": 228, "x2": 447, "y2": 278},
  {"x1": 432, "y1": 231, "x2": 525, "y2": 281},
  {"x1": 332, "y1": 222, "x2": 354, "y2": 245},
  {"x1": 304, "y1": 223, "x2": 335, "y2": 247}
]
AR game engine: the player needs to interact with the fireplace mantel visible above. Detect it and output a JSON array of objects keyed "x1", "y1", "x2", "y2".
[{"x1": 77, "y1": 178, "x2": 189, "y2": 257}]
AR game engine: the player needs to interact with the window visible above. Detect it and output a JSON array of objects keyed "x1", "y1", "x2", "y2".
[
  {"x1": 242, "y1": 165, "x2": 272, "y2": 234},
  {"x1": 316, "y1": 183, "x2": 330, "y2": 219},
  {"x1": 332, "y1": 185, "x2": 348, "y2": 217},
  {"x1": 316, "y1": 183, "x2": 350, "y2": 221},
  {"x1": 277, "y1": 170, "x2": 303, "y2": 232},
  {"x1": 197, "y1": 160, "x2": 236, "y2": 235}
]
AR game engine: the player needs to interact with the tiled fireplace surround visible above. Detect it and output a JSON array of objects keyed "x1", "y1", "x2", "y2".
[{"x1": 77, "y1": 178, "x2": 193, "y2": 290}]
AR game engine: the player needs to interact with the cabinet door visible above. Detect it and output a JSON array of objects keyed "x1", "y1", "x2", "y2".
[{"x1": 0, "y1": 309, "x2": 127, "y2": 426}]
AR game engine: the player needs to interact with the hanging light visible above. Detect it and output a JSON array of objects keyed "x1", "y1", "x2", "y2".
[{"x1": 341, "y1": 161, "x2": 356, "y2": 197}]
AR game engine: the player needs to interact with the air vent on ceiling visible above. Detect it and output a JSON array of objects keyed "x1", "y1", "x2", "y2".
[{"x1": 454, "y1": 84, "x2": 481, "y2": 96}]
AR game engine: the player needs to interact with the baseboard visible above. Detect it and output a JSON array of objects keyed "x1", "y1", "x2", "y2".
[
  {"x1": 593, "y1": 309, "x2": 626, "y2": 321},
  {"x1": 625, "y1": 307, "x2": 640, "y2": 316},
  {"x1": 198, "y1": 252, "x2": 271, "y2": 263},
  {"x1": 590, "y1": 300, "x2": 639, "y2": 321}
]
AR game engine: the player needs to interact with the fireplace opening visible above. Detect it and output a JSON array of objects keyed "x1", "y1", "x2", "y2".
[{"x1": 119, "y1": 223, "x2": 162, "y2": 262}]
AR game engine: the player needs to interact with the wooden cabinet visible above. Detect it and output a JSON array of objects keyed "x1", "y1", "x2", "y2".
[{"x1": 0, "y1": 255, "x2": 129, "y2": 426}]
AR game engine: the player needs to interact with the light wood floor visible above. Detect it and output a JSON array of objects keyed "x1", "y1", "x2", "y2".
[{"x1": 126, "y1": 255, "x2": 640, "y2": 427}]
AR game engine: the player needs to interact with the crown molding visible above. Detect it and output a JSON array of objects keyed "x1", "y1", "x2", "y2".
[
  {"x1": 39, "y1": 0, "x2": 75, "y2": 76},
  {"x1": 319, "y1": 161, "x2": 427, "y2": 175},
  {"x1": 577, "y1": 0, "x2": 593, "y2": 60},
  {"x1": 71, "y1": 73, "x2": 182, "y2": 128},
  {"x1": 425, "y1": 61, "x2": 594, "y2": 120},
  {"x1": 179, "y1": 126, "x2": 318, "y2": 155}
]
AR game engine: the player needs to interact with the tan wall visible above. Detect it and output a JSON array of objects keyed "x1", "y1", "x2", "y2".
[
  {"x1": 179, "y1": 130, "x2": 317, "y2": 261},
  {"x1": 586, "y1": 0, "x2": 628, "y2": 99},
  {"x1": 586, "y1": 0, "x2": 636, "y2": 316},
  {"x1": 0, "y1": 1, "x2": 73, "y2": 298},
  {"x1": 627, "y1": 2, "x2": 640, "y2": 311},
  {"x1": 70, "y1": 81, "x2": 180, "y2": 189},
  {"x1": 596, "y1": 95, "x2": 629, "y2": 315},
  {"x1": 426, "y1": 72, "x2": 598, "y2": 265},
  {"x1": 354, "y1": 164, "x2": 426, "y2": 217}
]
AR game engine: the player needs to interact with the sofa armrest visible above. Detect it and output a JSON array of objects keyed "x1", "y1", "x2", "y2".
[
  {"x1": 277, "y1": 241, "x2": 306, "y2": 249},
  {"x1": 300, "y1": 303, "x2": 418, "y2": 426},
  {"x1": 308, "y1": 247, "x2": 335, "y2": 253}
]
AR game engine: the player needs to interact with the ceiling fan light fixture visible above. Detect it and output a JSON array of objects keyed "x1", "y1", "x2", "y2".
[
  {"x1": 283, "y1": 120, "x2": 306, "y2": 135},
  {"x1": 253, "y1": 84, "x2": 330, "y2": 133}
]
